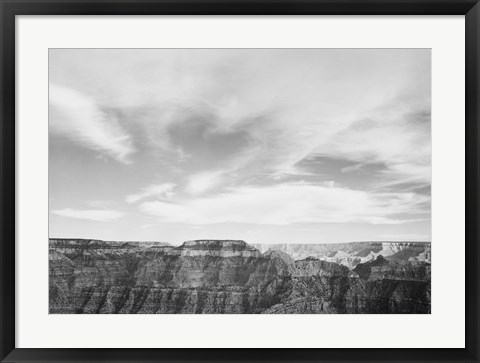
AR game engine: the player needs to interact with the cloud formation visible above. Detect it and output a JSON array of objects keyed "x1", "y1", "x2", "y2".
[
  {"x1": 126, "y1": 183, "x2": 176, "y2": 203},
  {"x1": 49, "y1": 49, "x2": 431, "y2": 242},
  {"x1": 51, "y1": 208, "x2": 126, "y2": 222},
  {"x1": 139, "y1": 182, "x2": 429, "y2": 225},
  {"x1": 49, "y1": 83, "x2": 135, "y2": 163}
]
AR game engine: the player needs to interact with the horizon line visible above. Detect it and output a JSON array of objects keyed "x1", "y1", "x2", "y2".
[{"x1": 48, "y1": 237, "x2": 432, "y2": 245}]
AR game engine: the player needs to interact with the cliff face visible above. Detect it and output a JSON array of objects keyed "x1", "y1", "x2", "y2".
[
  {"x1": 264, "y1": 258, "x2": 364, "y2": 314},
  {"x1": 353, "y1": 255, "x2": 431, "y2": 281},
  {"x1": 261, "y1": 256, "x2": 430, "y2": 314},
  {"x1": 253, "y1": 242, "x2": 431, "y2": 269},
  {"x1": 352, "y1": 255, "x2": 431, "y2": 314},
  {"x1": 50, "y1": 239, "x2": 291, "y2": 314},
  {"x1": 49, "y1": 239, "x2": 430, "y2": 314}
]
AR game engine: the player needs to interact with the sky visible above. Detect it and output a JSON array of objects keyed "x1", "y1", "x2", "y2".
[{"x1": 49, "y1": 49, "x2": 431, "y2": 244}]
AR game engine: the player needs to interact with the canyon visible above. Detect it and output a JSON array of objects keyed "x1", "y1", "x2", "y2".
[{"x1": 49, "y1": 239, "x2": 431, "y2": 314}]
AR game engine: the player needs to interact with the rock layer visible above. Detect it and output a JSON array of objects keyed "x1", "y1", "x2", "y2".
[
  {"x1": 253, "y1": 242, "x2": 431, "y2": 268},
  {"x1": 49, "y1": 239, "x2": 431, "y2": 314}
]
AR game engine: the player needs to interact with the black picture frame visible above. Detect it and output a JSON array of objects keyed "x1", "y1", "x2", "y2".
[{"x1": 1, "y1": 1, "x2": 479, "y2": 362}]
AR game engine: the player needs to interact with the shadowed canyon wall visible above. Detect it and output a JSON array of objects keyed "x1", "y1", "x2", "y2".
[{"x1": 49, "y1": 239, "x2": 431, "y2": 314}]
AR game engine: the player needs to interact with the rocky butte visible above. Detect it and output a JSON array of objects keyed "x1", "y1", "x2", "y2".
[{"x1": 49, "y1": 239, "x2": 431, "y2": 314}]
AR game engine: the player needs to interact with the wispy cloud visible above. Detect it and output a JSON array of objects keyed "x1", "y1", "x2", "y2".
[
  {"x1": 185, "y1": 171, "x2": 225, "y2": 195},
  {"x1": 312, "y1": 105, "x2": 431, "y2": 188},
  {"x1": 49, "y1": 50, "x2": 430, "y2": 179},
  {"x1": 51, "y1": 208, "x2": 126, "y2": 221},
  {"x1": 341, "y1": 164, "x2": 364, "y2": 173},
  {"x1": 126, "y1": 183, "x2": 176, "y2": 204},
  {"x1": 49, "y1": 83, "x2": 135, "y2": 163},
  {"x1": 49, "y1": 49, "x2": 431, "y2": 242},
  {"x1": 139, "y1": 182, "x2": 429, "y2": 226},
  {"x1": 380, "y1": 233, "x2": 429, "y2": 240}
]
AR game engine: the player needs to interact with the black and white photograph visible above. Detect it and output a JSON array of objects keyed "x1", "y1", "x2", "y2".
[{"x1": 48, "y1": 48, "x2": 431, "y2": 314}]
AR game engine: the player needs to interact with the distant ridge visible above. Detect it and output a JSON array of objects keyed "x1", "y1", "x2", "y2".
[
  {"x1": 253, "y1": 241, "x2": 431, "y2": 268},
  {"x1": 49, "y1": 238, "x2": 430, "y2": 268},
  {"x1": 50, "y1": 238, "x2": 171, "y2": 245},
  {"x1": 49, "y1": 238, "x2": 431, "y2": 314}
]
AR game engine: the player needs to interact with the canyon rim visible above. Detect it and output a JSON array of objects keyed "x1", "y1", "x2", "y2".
[{"x1": 49, "y1": 239, "x2": 431, "y2": 314}]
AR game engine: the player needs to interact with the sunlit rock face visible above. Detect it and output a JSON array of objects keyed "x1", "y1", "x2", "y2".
[
  {"x1": 253, "y1": 242, "x2": 431, "y2": 269},
  {"x1": 49, "y1": 239, "x2": 430, "y2": 314},
  {"x1": 352, "y1": 255, "x2": 431, "y2": 314},
  {"x1": 49, "y1": 239, "x2": 291, "y2": 314}
]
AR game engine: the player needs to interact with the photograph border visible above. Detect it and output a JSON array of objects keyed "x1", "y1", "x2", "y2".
[{"x1": 1, "y1": 1, "x2": 479, "y2": 362}]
